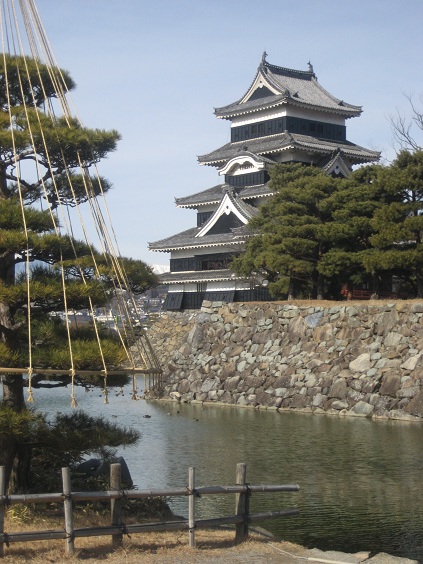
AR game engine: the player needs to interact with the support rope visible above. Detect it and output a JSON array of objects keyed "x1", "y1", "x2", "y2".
[{"x1": 0, "y1": 0, "x2": 162, "y2": 405}]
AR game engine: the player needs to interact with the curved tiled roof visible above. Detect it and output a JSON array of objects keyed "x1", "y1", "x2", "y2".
[
  {"x1": 175, "y1": 184, "x2": 223, "y2": 207},
  {"x1": 198, "y1": 132, "x2": 380, "y2": 166},
  {"x1": 175, "y1": 183, "x2": 274, "y2": 208},
  {"x1": 215, "y1": 60, "x2": 362, "y2": 119},
  {"x1": 223, "y1": 186, "x2": 258, "y2": 221},
  {"x1": 149, "y1": 225, "x2": 246, "y2": 252},
  {"x1": 159, "y1": 269, "x2": 238, "y2": 284}
]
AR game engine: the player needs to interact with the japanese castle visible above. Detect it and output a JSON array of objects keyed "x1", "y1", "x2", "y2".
[{"x1": 149, "y1": 54, "x2": 380, "y2": 310}]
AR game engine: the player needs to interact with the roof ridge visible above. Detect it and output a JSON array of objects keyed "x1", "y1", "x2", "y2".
[
  {"x1": 263, "y1": 60, "x2": 314, "y2": 80},
  {"x1": 223, "y1": 186, "x2": 256, "y2": 220}
]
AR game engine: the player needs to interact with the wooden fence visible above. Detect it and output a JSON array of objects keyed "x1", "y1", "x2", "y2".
[{"x1": 0, "y1": 462, "x2": 299, "y2": 556}]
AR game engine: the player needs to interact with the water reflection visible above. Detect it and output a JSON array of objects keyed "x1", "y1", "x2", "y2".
[{"x1": 3, "y1": 383, "x2": 423, "y2": 561}]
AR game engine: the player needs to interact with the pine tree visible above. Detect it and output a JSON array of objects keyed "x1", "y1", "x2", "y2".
[
  {"x1": 232, "y1": 164, "x2": 339, "y2": 299},
  {"x1": 0, "y1": 55, "x2": 157, "y2": 490},
  {"x1": 318, "y1": 164, "x2": 398, "y2": 295},
  {"x1": 364, "y1": 150, "x2": 423, "y2": 296}
]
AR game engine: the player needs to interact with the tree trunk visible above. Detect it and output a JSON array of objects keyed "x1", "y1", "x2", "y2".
[
  {"x1": 2, "y1": 374, "x2": 25, "y2": 410},
  {"x1": 1, "y1": 374, "x2": 28, "y2": 493},
  {"x1": 312, "y1": 266, "x2": 325, "y2": 300},
  {"x1": 0, "y1": 437, "x2": 18, "y2": 492},
  {"x1": 0, "y1": 293, "x2": 28, "y2": 492},
  {"x1": 416, "y1": 271, "x2": 423, "y2": 298},
  {"x1": 371, "y1": 272, "x2": 381, "y2": 298},
  {"x1": 287, "y1": 277, "x2": 295, "y2": 300},
  {"x1": 10, "y1": 443, "x2": 32, "y2": 493}
]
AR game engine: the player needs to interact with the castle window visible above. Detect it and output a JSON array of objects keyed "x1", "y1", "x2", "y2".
[
  {"x1": 197, "y1": 211, "x2": 213, "y2": 226},
  {"x1": 231, "y1": 116, "x2": 346, "y2": 142}
]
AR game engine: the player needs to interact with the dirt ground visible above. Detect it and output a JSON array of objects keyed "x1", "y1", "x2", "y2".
[
  {"x1": 2, "y1": 530, "x2": 417, "y2": 563},
  {"x1": 0, "y1": 528, "x2": 315, "y2": 563}
]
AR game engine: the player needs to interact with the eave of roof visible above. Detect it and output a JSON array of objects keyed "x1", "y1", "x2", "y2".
[
  {"x1": 175, "y1": 184, "x2": 224, "y2": 208},
  {"x1": 159, "y1": 269, "x2": 242, "y2": 285},
  {"x1": 149, "y1": 226, "x2": 247, "y2": 252},
  {"x1": 198, "y1": 132, "x2": 380, "y2": 166},
  {"x1": 175, "y1": 182, "x2": 274, "y2": 208}
]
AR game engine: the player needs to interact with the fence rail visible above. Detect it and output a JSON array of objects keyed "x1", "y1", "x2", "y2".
[{"x1": 0, "y1": 462, "x2": 299, "y2": 556}]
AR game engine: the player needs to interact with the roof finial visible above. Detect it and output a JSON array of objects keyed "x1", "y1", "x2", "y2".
[
  {"x1": 261, "y1": 51, "x2": 268, "y2": 65},
  {"x1": 308, "y1": 61, "x2": 314, "y2": 74}
]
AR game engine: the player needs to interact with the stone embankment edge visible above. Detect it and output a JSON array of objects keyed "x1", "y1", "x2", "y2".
[{"x1": 146, "y1": 300, "x2": 423, "y2": 422}]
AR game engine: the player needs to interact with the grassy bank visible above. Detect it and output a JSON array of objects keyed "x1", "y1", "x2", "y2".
[{"x1": 1, "y1": 516, "x2": 299, "y2": 563}]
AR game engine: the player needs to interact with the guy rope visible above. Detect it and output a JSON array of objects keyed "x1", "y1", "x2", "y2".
[{"x1": 0, "y1": 0, "x2": 162, "y2": 405}]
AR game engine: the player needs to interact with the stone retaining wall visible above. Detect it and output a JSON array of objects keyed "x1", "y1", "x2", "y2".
[{"x1": 148, "y1": 301, "x2": 423, "y2": 421}]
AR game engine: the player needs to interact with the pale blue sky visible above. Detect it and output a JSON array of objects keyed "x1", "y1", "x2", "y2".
[{"x1": 34, "y1": 0, "x2": 423, "y2": 266}]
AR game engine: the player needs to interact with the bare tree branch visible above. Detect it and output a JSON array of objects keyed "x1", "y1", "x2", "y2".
[{"x1": 389, "y1": 92, "x2": 423, "y2": 152}]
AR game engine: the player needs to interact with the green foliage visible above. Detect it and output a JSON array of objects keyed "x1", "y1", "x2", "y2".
[
  {"x1": 30, "y1": 411, "x2": 139, "y2": 493},
  {"x1": 232, "y1": 163, "x2": 338, "y2": 298},
  {"x1": 233, "y1": 151, "x2": 423, "y2": 298},
  {"x1": 0, "y1": 54, "x2": 154, "y2": 493},
  {"x1": 0, "y1": 405, "x2": 43, "y2": 439},
  {"x1": 111, "y1": 257, "x2": 158, "y2": 294},
  {"x1": 317, "y1": 164, "x2": 395, "y2": 287},
  {"x1": 0, "y1": 404, "x2": 140, "y2": 493},
  {"x1": 365, "y1": 150, "x2": 423, "y2": 295},
  {"x1": 0, "y1": 55, "x2": 157, "y2": 379},
  {"x1": 0, "y1": 315, "x2": 128, "y2": 370},
  {"x1": 39, "y1": 411, "x2": 139, "y2": 464},
  {"x1": 0, "y1": 54, "x2": 76, "y2": 110}
]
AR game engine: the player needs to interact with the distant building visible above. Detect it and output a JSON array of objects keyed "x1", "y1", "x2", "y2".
[{"x1": 149, "y1": 54, "x2": 380, "y2": 310}]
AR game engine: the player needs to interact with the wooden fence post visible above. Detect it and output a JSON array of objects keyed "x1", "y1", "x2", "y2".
[
  {"x1": 188, "y1": 466, "x2": 196, "y2": 548},
  {"x1": 0, "y1": 466, "x2": 5, "y2": 557},
  {"x1": 110, "y1": 463, "x2": 123, "y2": 549},
  {"x1": 235, "y1": 462, "x2": 249, "y2": 542},
  {"x1": 62, "y1": 467, "x2": 74, "y2": 554}
]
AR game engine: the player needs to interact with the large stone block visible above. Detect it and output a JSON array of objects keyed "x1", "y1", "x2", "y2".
[
  {"x1": 331, "y1": 400, "x2": 349, "y2": 410},
  {"x1": 288, "y1": 316, "x2": 307, "y2": 342},
  {"x1": 349, "y1": 353, "x2": 371, "y2": 373},
  {"x1": 349, "y1": 401, "x2": 374, "y2": 417},
  {"x1": 379, "y1": 374, "x2": 401, "y2": 397},
  {"x1": 187, "y1": 325, "x2": 204, "y2": 348},
  {"x1": 313, "y1": 323, "x2": 334, "y2": 342},
  {"x1": 375, "y1": 308, "x2": 399, "y2": 336},
  {"x1": 219, "y1": 361, "x2": 236, "y2": 380},
  {"x1": 231, "y1": 326, "x2": 252, "y2": 344},
  {"x1": 200, "y1": 378, "x2": 218, "y2": 393},
  {"x1": 305, "y1": 311, "x2": 324, "y2": 328},
  {"x1": 401, "y1": 353, "x2": 422, "y2": 371},
  {"x1": 384, "y1": 332, "x2": 403, "y2": 347},
  {"x1": 178, "y1": 379, "x2": 190, "y2": 394},
  {"x1": 256, "y1": 391, "x2": 276, "y2": 407},
  {"x1": 190, "y1": 379, "x2": 202, "y2": 393},
  {"x1": 329, "y1": 378, "x2": 348, "y2": 399},
  {"x1": 224, "y1": 375, "x2": 241, "y2": 391},
  {"x1": 290, "y1": 394, "x2": 309, "y2": 408},
  {"x1": 406, "y1": 390, "x2": 423, "y2": 417}
]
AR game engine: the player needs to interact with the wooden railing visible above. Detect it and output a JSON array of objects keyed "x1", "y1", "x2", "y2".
[{"x1": 0, "y1": 463, "x2": 299, "y2": 556}]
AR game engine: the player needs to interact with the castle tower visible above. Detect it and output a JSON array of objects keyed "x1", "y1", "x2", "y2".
[{"x1": 149, "y1": 55, "x2": 380, "y2": 310}]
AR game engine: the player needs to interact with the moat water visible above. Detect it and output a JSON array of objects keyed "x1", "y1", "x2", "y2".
[{"x1": 5, "y1": 382, "x2": 423, "y2": 561}]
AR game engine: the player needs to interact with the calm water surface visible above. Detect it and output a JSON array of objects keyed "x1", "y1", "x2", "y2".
[{"x1": 7, "y1": 383, "x2": 423, "y2": 561}]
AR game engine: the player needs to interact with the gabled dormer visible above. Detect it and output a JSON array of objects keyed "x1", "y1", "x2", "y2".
[
  {"x1": 196, "y1": 187, "x2": 256, "y2": 237},
  {"x1": 218, "y1": 151, "x2": 273, "y2": 188},
  {"x1": 322, "y1": 149, "x2": 352, "y2": 178},
  {"x1": 240, "y1": 53, "x2": 282, "y2": 104}
]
